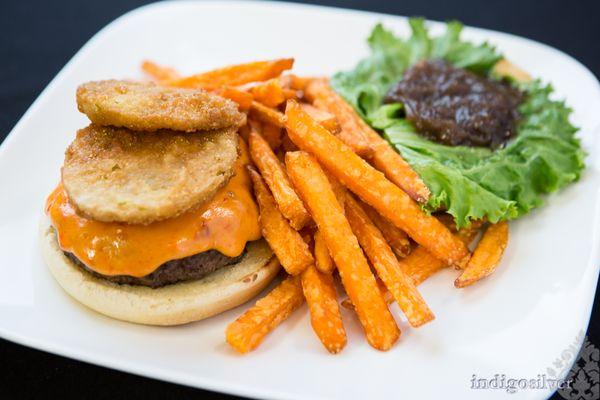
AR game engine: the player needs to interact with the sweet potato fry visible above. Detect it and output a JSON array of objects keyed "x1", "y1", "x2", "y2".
[
  {"x1": 304, "y1": 79, "x2": 373, "y2": 158},
  {"x1": 251, "y1": 79, "x2": 287, "y2": 108},
  {"x1": 261, "y1": 123, "x2": 282, "y2": 149},
  {"x1": 455, "y1": 220, "x2": 484, "y2": 251},
  {"x1": 226, "y1": 273, "x2": 304, "y2": 354},
  {"x1": 303, "y1": 79, "x2": 429, "y2": 202},
  {"x1": 493, "y1": 59, "x2": 532, "y2": 83},
  {"x1": 363, "y1": 203, "x2": 411, "y2": 258},
  {"x1": 367, "y1": 136, "x2": 431, "y2": 203},
  {"x1": 301, "y1": 264, "x2": 347, "y2": 353},
  {"x1": 345, "y1": 194, "x2": 434, "y2": 327},
  {"x1": 301, "y1": 76, "x2": 429, "y2": 202},
  {"x1": 250, "y1": 101, "x2": 286, "y2": 128},
  {"x1": 286, "y1": 151, "x2": 399, "y2": 351},
  {"x1": 401, "y1": 220, "x2": 482, "y2": 285},
  {"x1": 248, "y1": 167, "x2": 313, "y2": 275},
  {"x1": 324, "y1": 171, "x2": 347, "y2": 211},
  {"x1": 166, "y1": 58, "x2": 294, "y2": 90},
  {"x1": 436, "y1": 214, "x2": 483, "y2": 245},
  {"x1": 313, "y1": 229, "x2": 334, "y2": 274},
  {"x1": 399, "y1": 246, "x2": 446, "y2": 286},
  {"x1": 282, "y1": 88, "x2": 299, "y2": 100},
  {"x1": 249, "y1": 129, "x2": 311, "y2": 230},
  {"x1": 280, "y1": 74, "x2": 313, "y2": 91},
  {"x1": 299, "y1": 103, "x2": 340, "y2": 134},
  {"x1": 141, "y1": 60, "x2": 181, "y2": 82},
  {"x1": 455, "y1": 222, "x2": 509, "y2": 288},
  {"x1": 341, "y1": 278, "x2": 392, "y2": 310},
  {"x1": 285, "y1": 100, "x2": 469, "y2": 267},
  {"x1": 218, "y1": 86, "x2": 253, "y2": 110}
]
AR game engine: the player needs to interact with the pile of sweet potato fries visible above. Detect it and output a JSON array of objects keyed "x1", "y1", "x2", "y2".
[{"x1": 142, "y1": 58, "x2": 509, "y2": 354}]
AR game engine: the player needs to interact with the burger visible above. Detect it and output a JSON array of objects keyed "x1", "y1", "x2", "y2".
[{"x1": 40, "y1": 80, "x2": 279, "y2": 325}]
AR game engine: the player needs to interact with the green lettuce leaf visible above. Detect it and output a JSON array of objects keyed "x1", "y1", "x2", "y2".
[
  {"x1": 332, "y1": 19, "x2": 501, "y2": 120},
  {"x1": 331, "y1": 19, "x2": 584, "y2": 227}
]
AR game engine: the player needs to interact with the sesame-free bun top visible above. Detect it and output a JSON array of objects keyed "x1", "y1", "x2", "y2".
[
  {"x1": 61, "y1": 125, "x2": 239, "y2": 224},
  {"x1": 76, "y1": 80, "x2": 245, "y2": 132},
  {"x1": 40, "y1": 217, "x2": 279, "y2": 326}
]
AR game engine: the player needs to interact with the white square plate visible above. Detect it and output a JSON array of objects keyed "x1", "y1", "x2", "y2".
[{"x1": 1, "y1": 1, "x2": 599, "y2": 399}]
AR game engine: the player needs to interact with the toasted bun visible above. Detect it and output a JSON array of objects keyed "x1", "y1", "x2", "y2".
[
  {"x1": 62, "y1": 125, "x2": 239, "y2": 224},
  {"x1": 40, "y1": 217, "x2": 279, "y2": 326},
  {"x1": 76, "y1": 80, "x2": 245, "y2": 132}
]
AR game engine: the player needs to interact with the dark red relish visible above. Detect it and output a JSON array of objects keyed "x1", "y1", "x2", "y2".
[{"x1": 384, "y1": 59, "x2": 523, "y2": 149}]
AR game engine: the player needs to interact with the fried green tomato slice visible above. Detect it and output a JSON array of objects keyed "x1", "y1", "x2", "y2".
[
  {"x1": 62, "y1": 124, "x2": 239, "y2": 224},
  {"x1": 76, "y1": 80, "x2": 245, "y2": 132}
]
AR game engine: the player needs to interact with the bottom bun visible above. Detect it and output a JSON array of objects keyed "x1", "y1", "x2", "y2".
[{"x1": 40, "y1": 217, "x2": 279, "y2": 326}]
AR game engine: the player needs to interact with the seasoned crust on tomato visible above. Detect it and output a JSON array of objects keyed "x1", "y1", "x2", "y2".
[
  {"x1": 62, "y1": 124, "x2": 239, "y2": 224},
  {"x1": 76, "y1": 80, "x2": 245, "y2": 132}
]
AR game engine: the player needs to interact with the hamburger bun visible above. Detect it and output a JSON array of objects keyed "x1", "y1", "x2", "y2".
[
  {"x1": 62, "y1": 125, "x2": 239, "y2": 224},
  {"x1": 76, "y1": 80, "x2": 245, "y2": 132},
  {"x1": 40, "y1": 217, "x2": 279, "y2": 326}
]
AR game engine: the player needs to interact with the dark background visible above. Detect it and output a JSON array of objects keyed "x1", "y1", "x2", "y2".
[{"x1": 1, "y1": 1, "x2": 598, "y2": 399}]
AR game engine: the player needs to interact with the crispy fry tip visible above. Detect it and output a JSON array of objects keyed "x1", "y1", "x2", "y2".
[
  {"x1": 455, "y1": 222, "x2": 509, "y2": 288},
  {"x1": 226, "y1": 274, "x2": 304, "y2": 353}
]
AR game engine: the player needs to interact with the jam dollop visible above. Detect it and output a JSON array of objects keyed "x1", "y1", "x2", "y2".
[{"x1": 385, "y1": 60, "x2": 523, "y2": 149}]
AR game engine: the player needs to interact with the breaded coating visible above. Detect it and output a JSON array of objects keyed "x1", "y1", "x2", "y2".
[
  {"x1": 76, "y1": 80, "x2": 245, "y2": 132},
  {"x1": 62, "y1": 124, "x2": 239, "y2": 224}
]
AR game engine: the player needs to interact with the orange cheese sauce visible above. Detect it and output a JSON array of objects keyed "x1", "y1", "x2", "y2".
[{"x1": 46, "y1": 142, "x2": 261, "y2": 278}]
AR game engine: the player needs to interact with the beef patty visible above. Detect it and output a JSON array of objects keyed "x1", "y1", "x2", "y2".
[
  {"x1": 384, "y1": 59, "x2": 523, "y2": 149},
  {"x1": 65, "y1": 249, "x2": 246, "y2": 288}
]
